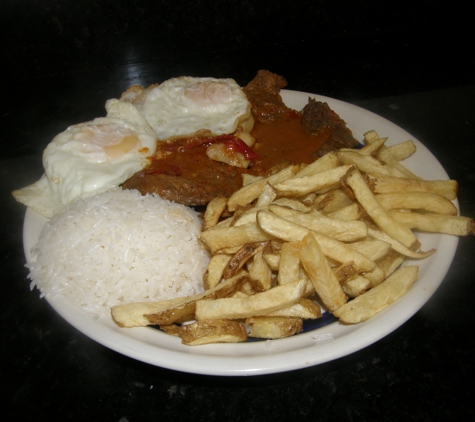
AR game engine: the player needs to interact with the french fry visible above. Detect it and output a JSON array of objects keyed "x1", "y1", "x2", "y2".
[
  {"x1": 246, "y1": 316, "x2": 303, "y2": 339},
  {"x1": 337, "y1": 150, "x2": 407, "y2": 178},
  {"x1": 363, "y1": 130, "x2": 420, "y2": 179},
  {"x1": 222, "y1": 242, "x2": 266, "y2": 279},
  {"x1": 263, "y1": 298, "x2": 322, "y2": 319},
  {"x1": 296, "y1": 233, "x2": 348, "y2": 311},
  {"x1": 354, "y1": 136, "x2": 387, "y2": 156},
  {"x1": 365, "y1": 173, "x2": 458, "y2": 200},
  {"x1": 341, "y1": 275, "x2": 372, "y2": 298},
  {"x1": 389, "y1": 211, "x2": 475, "y2": 236},
  {"x1": 178, "y1": 319, "x2": 248, "y2": 345},
  {"x1": 363, "y1": 129, "x2": 380, "y2": 143},
  {"x1": 349, "y1": 239, "x2": 391, "y2": 262},
  {"x1": 255, "y1": 182, "x2": 277, "y2": 207},
  {"x1": 376, "y1": 147, "x2": 420, "y2": 179},
  {"x1": 262, "y1": 240, "x2": 282, "y2": 271},
  {"x1": 206, "y1": 216, "x2": 234, "y2": 231},
  {"x1": 263, "y1": 252, "x2": 280, "y2": 271},
  {"x1": 277, "y1": 242, "x2": 301, "y2": 285},
  {"x1": 376, "y1": 250, "x2": 405, "y2": 278},
  {"x1": 293, "y1": 151, "x2": 340, "y2": 178},
  {"x1": 227, "y1": 165, "x2": 299, "y2": 211},
  {"x1": 361, "y1": 265, "x2": 386, "y2": 287},
  {"x1": 249, "y1": 247, "x2": 273, "y2": 291},
  {"x1": 195, "y1": 279, "x2": 307, "y2": 320},
  {"x1": 159, "y1": 324, "x2": 181, "y2": 337},
  {"x1": 386, "y1": 140, "x2": 417, "y2": 161},
  {"x1": 202, "y1": 196, "x2": 228, "y2": 231},
  {"x1": 203, "y1": 254, "x2": 232, "y2": 289},
  {"x1": 367, "y1": 227, "x2": 435, "y2": 259},
  {"x1": 200, "y1": 221, "x2": 275, "y2": 254},
  {"x1": 232, "y1": 206, "x2": 266, "y2": 226},
  {"x1": 269, "y1": 205, "x2": 367, "y2": 242},
  {"x1": 333, "y1": 266, "x2": 419, "y2": 323},
  {"x1": 111, "y1": 271, "x2": 248, "y2": 327},
  {"x1": 242, "y1": 173, "x2": 262, "y2": 186},
  {"x1": 327, "y1": 203, "x2": 362, "y2": 220},
  {"x1": 316, "y1": 189, "x2": 354, "y2": 214},
  {"x1": 333, "y1": 263, "x2": 358, "y2": 284},
  {"x1": 375, "y1": 192, "x2": 458, "y2": 216},
  {"x1": 271, "y1": 197, "x2": 313, "y2": 212},
  {"x1": 343, "y1": 166, "x2": 419, "y2": 249},
  {"x1": 273, "y1": 165, "x2": 352, "y2": 197}
]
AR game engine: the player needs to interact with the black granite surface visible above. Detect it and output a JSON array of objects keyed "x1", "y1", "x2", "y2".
[{"x1": 2, "y1": 1, "x2": 475, "y2": 420}]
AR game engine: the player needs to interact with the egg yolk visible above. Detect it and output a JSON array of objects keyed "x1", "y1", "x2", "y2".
[
  {"x1": 183, "y1": 81, "x2": 231, "y2": 108},
  {"x1": 73, "y1": 124, "x2": 140, "y2": 160}
]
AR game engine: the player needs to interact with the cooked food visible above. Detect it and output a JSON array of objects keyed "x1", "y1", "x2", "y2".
[
  {"x1": 242, "y1": 69, "x2": 290, "y2": 123},
  {"x1": 27, "y1": 188, "x2": 210, "y2": 316},
  {"x1": 333, "y1": 266, "x2": 419, "y2": 323},
  {"x1": 12, "y1": 99, "x2": 157, "y2": 218},
  {"x1": 111, "y1": 130, "x2": 474, "y2": 346},
  {"x1": 121, "y1": 70, "x2": 359, "y2": 206},
  {"x1": 119, "y1": 76, "x2": 254, "y2": 140},
  {"x1": 15, "y1": 69, "x2": 473, "y2": 348},
  {"x1": 121, "y1": 138, "x2": 248, "y2": 206},
  {"x1": 301, "y1": 99, "x2": 361, "y2": 157}
]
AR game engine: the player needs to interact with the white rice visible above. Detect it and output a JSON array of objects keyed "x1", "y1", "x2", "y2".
[{"x1": 27, "y1": 188, "x2": 210, "y2": 316}]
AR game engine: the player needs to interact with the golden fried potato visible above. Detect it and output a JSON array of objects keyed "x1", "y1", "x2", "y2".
[
  {"x1": 389, "y1": 211, "x2": 475, "y2": 236},
  {"x1": 195, "y1": 279, "x2": 307, "y2": 320},
  {"x1": 200, "y1": 222, "x2": 274, "y2": 254},
  {"x1": 246, "y1": 316, "x2": 303, "y2": 339},
  {"x1": 111, "y1": 271, "x2": 248, "y2": 328},
  {"x1": 375, "y1": 192, "x2": 458, "y2": 216},
  {"x1": 179, "y1": 319, "x2": 248, "y2": 345},
  {"x1": 263, "y1": 298, "x2": 322, "y2": 319},
  {"x1": 203, "y1": 254, "x2": 232, "y2": 289},
  {"x1": 296, "y1": 233, "x2": 348, "y2": 311},
  {"x1": 365, "y1": 173, "x2": 458, "y2": 200},
  {"x1": 343, "y1": 166, "x2": 419, "y2": 249},
  {"x1": 333, "y1": 266, "x2": 419, "y2": 323},
  {"x1": 202, "y1": 196, "x2": 228, "y2": 231}
]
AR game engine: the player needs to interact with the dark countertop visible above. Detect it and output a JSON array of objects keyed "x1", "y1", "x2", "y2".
[{"x1": 2, "y1": 2, "x2": 475, "y2": 420}]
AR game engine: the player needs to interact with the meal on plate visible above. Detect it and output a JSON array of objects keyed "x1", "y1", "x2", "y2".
[{"x1": 12, "y1": 70, "x2": 474, "y2": 344}]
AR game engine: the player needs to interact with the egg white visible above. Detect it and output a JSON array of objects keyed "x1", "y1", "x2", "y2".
[
  {"x1": 138, "y1": 76, "x2": 253, "y2": 140},
  {"x1": 13, "y1": 100, "x2": 157, "y2": 218}
]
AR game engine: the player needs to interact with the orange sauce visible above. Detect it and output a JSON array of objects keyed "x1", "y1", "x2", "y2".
[{"x1": 249, "y1": 111, "x2": 331, "y2": 172}]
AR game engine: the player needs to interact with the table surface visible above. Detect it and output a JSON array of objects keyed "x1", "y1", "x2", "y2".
[{"x1": 2, "y1": 15, "x2": 475, "y2": 421}]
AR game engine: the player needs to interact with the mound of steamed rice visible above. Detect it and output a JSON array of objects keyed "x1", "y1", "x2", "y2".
[{"x1": 27, "y1": 188, "x2": 210, "y2": 316}]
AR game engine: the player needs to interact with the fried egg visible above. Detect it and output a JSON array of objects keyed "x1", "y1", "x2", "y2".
[
  {"x1": 12, "y1": 99, "x2": 157, "y2": 218},
  {"x1": 130, "y1": 76, "x2": 253, "y2": 140}
]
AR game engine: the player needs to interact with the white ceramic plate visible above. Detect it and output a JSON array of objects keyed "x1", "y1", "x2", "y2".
[{"x1": 23, "y1": 90, "x2": 459, "y2": 376}]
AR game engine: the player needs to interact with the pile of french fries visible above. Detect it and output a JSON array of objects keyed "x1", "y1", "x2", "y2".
[{"x1": 111, "y1": 130, "x2": 474, "y2": 346}]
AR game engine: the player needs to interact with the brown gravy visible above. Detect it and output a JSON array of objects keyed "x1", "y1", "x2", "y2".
[{"x1": 250, "y1": 111, "x2": 331, "y2": 172}]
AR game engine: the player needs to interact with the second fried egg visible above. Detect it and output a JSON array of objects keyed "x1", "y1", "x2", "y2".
[{"x1": 137, "y1": 76, "x2": 253, "y2": 140}]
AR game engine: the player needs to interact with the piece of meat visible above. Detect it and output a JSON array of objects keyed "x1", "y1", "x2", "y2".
[
  {"x1": 122, "y1": 144, "x2": 245, "y2": 206},
  {"x1": 242, "y1": 70, "x2": 292, "y2": 123},
  {"x1": 122, "y1": 173, "x2": 242, "y2": 206},
  {"x1": 301, "y1": 98, "x2": 359, "y2": 156}
]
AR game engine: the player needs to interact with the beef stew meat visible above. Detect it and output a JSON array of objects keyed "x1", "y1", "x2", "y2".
[{"x1": 301, "y1": 98, "x2": 359, "y2": 156}]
